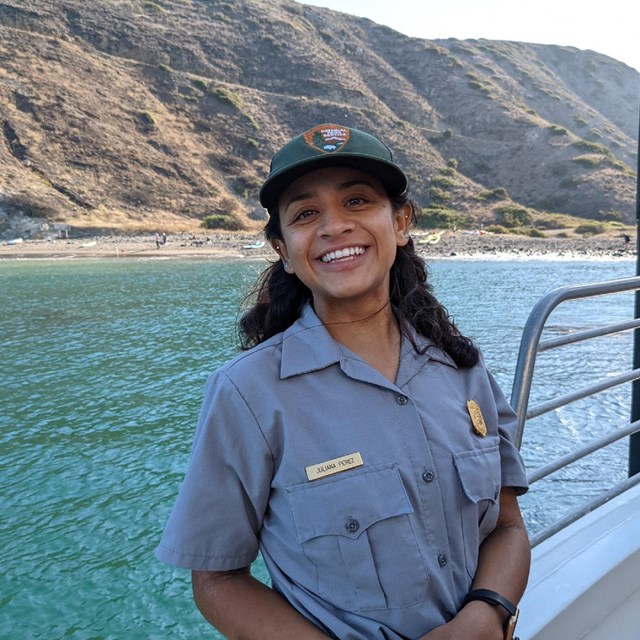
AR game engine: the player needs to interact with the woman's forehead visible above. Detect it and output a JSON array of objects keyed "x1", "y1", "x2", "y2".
[{"x1": 279, "y1": 166, "x2": 385, "y2": 203}]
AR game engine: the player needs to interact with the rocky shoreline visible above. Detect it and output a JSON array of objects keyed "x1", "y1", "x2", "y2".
[
  {"x1": 0, "y1": 230, "x2": 635, "y2": 261},
  {"x1": 419, "y1": 232, "x2": 634, "y2": 260}
]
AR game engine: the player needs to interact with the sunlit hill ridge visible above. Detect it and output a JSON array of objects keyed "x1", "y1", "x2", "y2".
[{"x1": 0, "y1": 0, "x2": 638, "y2": 237}]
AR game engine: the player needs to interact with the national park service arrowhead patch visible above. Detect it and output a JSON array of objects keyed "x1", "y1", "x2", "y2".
[
  {"x1": 303, "y1": 124, "x2": 350, "y2": 153},
  {"x1": 467, "y1": 400, "x2": 487, "y2": 437}
]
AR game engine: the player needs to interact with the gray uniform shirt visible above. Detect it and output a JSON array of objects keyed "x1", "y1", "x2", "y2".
[{"x1": 156, "y1": 304, "x2": 528, "y2": 640}]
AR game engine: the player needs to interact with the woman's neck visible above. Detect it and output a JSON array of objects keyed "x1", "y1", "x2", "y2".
[{"x1": 316, "y1": 300, "x2": 403, "y2": 383}]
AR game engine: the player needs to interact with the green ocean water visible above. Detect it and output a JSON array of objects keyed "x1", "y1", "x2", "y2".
[{"x1": 0, "y1": 257, "x2": 634, "y2": 638}]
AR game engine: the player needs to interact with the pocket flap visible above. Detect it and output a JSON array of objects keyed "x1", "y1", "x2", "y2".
[
  {"x1": 453, "y1": 443, "x2": 501, "y2": 503},
  {"x1": 287, "y1": 465, "x2": 413, "y2": 542}
]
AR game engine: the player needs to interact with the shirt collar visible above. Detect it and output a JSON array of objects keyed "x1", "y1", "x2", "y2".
[
  {"x1": 280, "y1": 304, "x2": 342, "y2": 378},
  {"x1": 280, "y1": 303, "x2": 457, "y2": 380}
]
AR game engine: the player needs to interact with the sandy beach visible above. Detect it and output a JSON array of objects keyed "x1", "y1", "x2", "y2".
[{"x1": 0, "y1": 230, "x2": 635, "y2": 261}]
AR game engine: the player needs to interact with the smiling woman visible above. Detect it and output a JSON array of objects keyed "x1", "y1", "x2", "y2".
[
  {"x1": 273, "y1": 166, "x2": 410, "y2": 327},
  {"x1": 155, "y1": 124, "x2": 531, "y2": 640}
]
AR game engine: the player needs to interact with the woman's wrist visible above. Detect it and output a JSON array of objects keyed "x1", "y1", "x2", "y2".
[
  {"x1": 457, "y1": 600, "x2": 506, "y2": 640},
  {"x1": 461, "y1": 588, "x2": 520, "y2": 639}
]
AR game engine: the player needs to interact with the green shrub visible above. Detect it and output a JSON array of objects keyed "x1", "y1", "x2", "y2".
[
  {"x1": 468, "y1": 80, "x2": 491, "y2": 95},
  {"x1": 418, "y1": 206, "x2": 466, "y2": 229},
  {"x1": 525, "y1": 228, "x2": 546, "y2": 238},
  {"x1": 191, "y1": 78, "x2": 208, "y2": 91},
  {"x1": 475, "y1": 187, "x2": 508, "y2": 202},
  {"x1": 572, "y1": 140, "x2": 612, "y2": 157},
  {"x1": 597, "y1": 210, "x2": 624, "y2": 222},
  {"x1": 575, "y1": 222, "x2": 605, "y2": 236},
  {"x1": 202, "y1": 214, "x2": 242, "y2": 230},
  {"x1": 143, "y1": 2, "x2": 165, "y2": 12},
  {"x1": 547, "y1": 124, "x2": 568, "y2": 136},
  {"x1": 212, "y1": 87, "x2": 242, "y2": 110},
  {"x1": 430, "y1": 175, "x2": 456, "y2": 189},
  {"x1": 428, "y1": 187, "x2": 452, "y2": 203},
  {"x1": 556, "y1": 232, "x2": 569, "y2": 238},
  {"x1": 572, "y1": 155, "x2": 603, "y2": 168},
  {"x1": 438, "y1": 166, "x2": 456, "y2": 176},
  {"x1": 139, "y1": 111, "x2": 156, "y2": 127},
  {"x1": 533, "y1": 215, "x2": 567, "y2": 230},
  {"x1": 485, "y1": 224, "x2": 508, "y2": 234},
  {"x1": 446, "y1": 158, "x2": 458, "y2": 169},
  {"x1": 246, "y1": 114, "x2": 260, "y2": 131},
  {"x1": 608, "y1": 158, "x2": 633, "y2": 174},
  {"x1": 494, "y1": 205, "x2": 532, "y2": 227}
]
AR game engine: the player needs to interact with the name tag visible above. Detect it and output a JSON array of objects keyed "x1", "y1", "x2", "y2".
[{"x1": 305, "y1": 452, "x2": 364, "y2": 481}]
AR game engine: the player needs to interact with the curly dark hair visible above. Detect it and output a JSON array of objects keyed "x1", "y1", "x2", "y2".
[{"x1": 239, "y1": 193, "x2": 479, "y2": 369}]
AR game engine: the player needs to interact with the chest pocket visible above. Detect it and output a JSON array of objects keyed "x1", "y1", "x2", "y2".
[
  {"x1": 453, "y1": 442, "x2": 501, "y2": 579},
  {"x1": 286, "y1": 463, "x2": 427, "y2": 611}
]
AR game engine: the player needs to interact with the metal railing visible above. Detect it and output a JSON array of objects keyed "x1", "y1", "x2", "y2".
[{"x1": 510, "y1": 276, "x2": 640, "y2": 547}]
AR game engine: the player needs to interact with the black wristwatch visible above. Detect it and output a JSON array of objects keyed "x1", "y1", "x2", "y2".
[{"x1": 462, "y1": 589, "x2": 520, "y2": 640}]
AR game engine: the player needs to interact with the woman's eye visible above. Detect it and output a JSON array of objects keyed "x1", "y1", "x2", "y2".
[
  {"x1": 293, "y1": 209, "x2": 316, "y2": 222},
  {"x1": 346, "y1": 196, "x2": 365, "y2": 206}
]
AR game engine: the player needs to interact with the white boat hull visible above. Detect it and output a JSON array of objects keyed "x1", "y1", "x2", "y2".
[{"x1": 518, "y1": 483, "x2": 640, "y2": 639}]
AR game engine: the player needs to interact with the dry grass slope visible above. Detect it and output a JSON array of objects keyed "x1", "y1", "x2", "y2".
[{"x1": 0, "y1": 0, "x2": 637, "y2": 238}]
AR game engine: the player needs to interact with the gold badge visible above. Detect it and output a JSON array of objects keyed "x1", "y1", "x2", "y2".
[
  {"x1": 467, "y1": 400, "x2": 487, "y2": 437},
  {"x1": 305, "y1": 452, "x2": 364, "y2": 481}
]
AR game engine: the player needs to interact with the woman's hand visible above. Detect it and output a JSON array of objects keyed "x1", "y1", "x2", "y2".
[{"x1": 418, "y1": 600, "x2": 504, "y2": 640}]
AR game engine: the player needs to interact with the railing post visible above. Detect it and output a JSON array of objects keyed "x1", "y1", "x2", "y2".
[{"x1": 630, "y1": 108, "x2": 640, "y2": 477}]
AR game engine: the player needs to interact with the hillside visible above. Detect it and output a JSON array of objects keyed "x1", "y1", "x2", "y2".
[{"x1": 0, "y1": 0, "x2": 638, "y2": 237}]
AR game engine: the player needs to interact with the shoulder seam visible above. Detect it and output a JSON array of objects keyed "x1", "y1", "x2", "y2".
[{"x1": 219, "y1": 370, "x2": 276, "y2": 462}]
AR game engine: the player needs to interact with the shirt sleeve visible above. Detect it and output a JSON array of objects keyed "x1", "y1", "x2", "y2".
[
  {"x1": 487, "y1": 370, "x2": 529, "y2": 495},
  {"x1": 155, "y1": 369, "x2": 274, "y2": 571}
]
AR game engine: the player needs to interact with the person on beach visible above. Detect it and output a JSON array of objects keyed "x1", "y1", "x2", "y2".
[{"x1": 156, "y1": 123, "x2": 530, "y2": 640}]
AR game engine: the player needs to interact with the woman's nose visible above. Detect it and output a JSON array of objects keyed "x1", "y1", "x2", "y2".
[{"x1": 319, "y1": 206, "x2": 353, "y2": 237}]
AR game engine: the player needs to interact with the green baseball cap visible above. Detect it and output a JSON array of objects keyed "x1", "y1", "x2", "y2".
[{"x1": 259, "y1": 123, "x2": 408, "y2": 210}]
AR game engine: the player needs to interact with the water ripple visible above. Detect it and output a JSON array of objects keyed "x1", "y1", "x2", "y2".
[{"x1": 0, "y1": 258, "x2": 633, "y2": 638}]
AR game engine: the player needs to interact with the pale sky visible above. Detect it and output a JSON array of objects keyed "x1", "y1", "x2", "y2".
[{"x1": 297, "y1": 0, "x2": 640, "y2": 72}]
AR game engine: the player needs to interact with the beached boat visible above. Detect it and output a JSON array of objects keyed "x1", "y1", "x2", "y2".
[
  {"x1": 511, "y1": 276, "x2": 640, "y2": 639},
  {"x1": 417, "y1": 230, "x2": 445, "y2": 245},
  {"x1": 242, "y1": 240, "x2": 266, "y2": 250}
]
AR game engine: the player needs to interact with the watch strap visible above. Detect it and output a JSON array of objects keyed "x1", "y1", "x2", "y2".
[{"x1": 462, "y1": 588, "x2": 518, "y2": 617}]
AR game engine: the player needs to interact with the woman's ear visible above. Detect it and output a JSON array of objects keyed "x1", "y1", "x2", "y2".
[
  {"x1": 270, "y1": 240, "x2": 294, "y2": 273},
  {"x1": 394, "y1": 203, "x2": 412, "y2": 247}
]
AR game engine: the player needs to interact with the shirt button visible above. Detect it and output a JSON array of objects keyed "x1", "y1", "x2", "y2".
[
  {"x1": 396, "y1": 394, "x2": 409, "y2": 405},
  {"x1": 345, "y1": 519, "x2": 360, "y2": 534},
  {"x1": 422, "y1": 470, "x2": 435, "y2": 483},
  {"x1": 438, "y1": 553, "x2": 448, "y2": 567}
]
